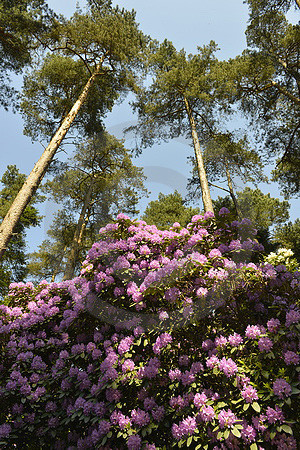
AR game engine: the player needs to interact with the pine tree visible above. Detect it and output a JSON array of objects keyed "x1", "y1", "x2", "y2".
[
  {"x1": 141, "y1": 190, "x2": 200, "y2": 230},
  {"x1": 0, "y1": 0, "x2": 150, "y2": 259},
  {"x1": 0, "y1": 166, "x2": 44, "y2": 296}
]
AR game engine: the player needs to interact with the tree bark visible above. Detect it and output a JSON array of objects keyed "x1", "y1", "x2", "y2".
[
  {"x1": 63, "y1": 182, "x2": 93, "y2": 280},
  {"x1": 0, "y1": 60, "x2": 104, "y2": 260},
  {"x1": 183, "y1": 96, "x2": 214, "y2": 213},
  {"x1": 51, "y1": 244, "x2": 68, "y2": 282},
  {"x1": 224, "y1": 159, "x2": 241, "y2": 218}
]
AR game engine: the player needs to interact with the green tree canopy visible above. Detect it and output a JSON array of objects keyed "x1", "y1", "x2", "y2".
[
  {"x1": 273, "y1": 218, "x2": 300, "y2": 261},
  {"x1": 141, "y1": 190, "x2": 200, "y2": 230},
  {"x1": 0, "y1": 165, "x2": 44, "y2": 296},
  {"x1": 187, "y1": 131, "x2": 267, "y2": 215},
  {"x1": 0, "y1": 0, "x2": 151, "y2": 260},
  {"x1": 21, "y1": 1, "x2": 150, "y2": 142},
  {"x1": 215, "y1": 0, "x2": 300, "y2": 196},
  {"x1": 213, "y1": 187, "x2": 290, "y2": 252},
  {"x1": 0, "y1": 0, "x2": 53, "y2": 109},
  {"x1": 27, "y1": 131, "x2": 148, "y2": 281},
  {"x1": 129, "y1": 39, "x2": 230, "y2": 212}
]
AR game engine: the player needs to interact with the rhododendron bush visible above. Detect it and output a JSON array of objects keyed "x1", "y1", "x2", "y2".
[{"x1": 0, "y1": 211, "x2": 299, "y2": 449}]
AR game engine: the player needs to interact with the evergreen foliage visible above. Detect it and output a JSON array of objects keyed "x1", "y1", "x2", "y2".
[
  {"x1": 0, "y1": 166, "x2": 44, "y2": 296},
  {"x1": 141, "y1": 191, "x2": 200, "y2": 230}
]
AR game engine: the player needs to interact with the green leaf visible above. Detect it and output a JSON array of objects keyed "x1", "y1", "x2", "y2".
[
  {"x1": 232, "y1": 427, "x2": 241, "y2": 438},
  {"x1": 243, "y1": 403, "x2": 250, "y2": 411},
  {"x1": 187, "y1": 436, "x2": 192, "y2": 447},
  {"x1": 250, "y1": 444, "x2": 258, "y2": 450},
  {"x1": 217, "y1": 431, "x2": 223, "y2": 440},
  {"x1": 251, "y1": 402, "x2": 261, "y2": 412},
  {"x1": 281, "y1": 425, "x2": 293, "y2": 435},
  {"x1": 291, "y1": 387, "x2": 300, "y2": 395},
  {"x1": 224, "y1": 429, "x2": 230, "y2": 439},
  {"x1": 217, "y1": 402, "x2": 227, "y2": 408}
]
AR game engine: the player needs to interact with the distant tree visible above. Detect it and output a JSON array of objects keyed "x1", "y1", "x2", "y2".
[
  {"x1": 215, "y1": 0, "x2": 300, "y2": 196},
  {"x1": 27, "y1": 132, "x2": 147, "y2": 281},
  {"x1": 187, "y1": 131, "x2": 267, "y2": 216},
  {"x1": 141, "y1": 190, "x2": 200, "y2": 230},
  {"x1": 213, "y1": 187, "x2": 290, "y2": 252},
  {"x1": 0, "y1": 166, "x2": 43, "y2": 296},
  {"x1": 0, "y1": 0, "x2": 53, "y2": 109},
  {"x1": 273, "y1": 218, "x2": 300, "y2": 262},
  {"x1": 0, "y1": 0, "x2": 149, "y2": 260}
]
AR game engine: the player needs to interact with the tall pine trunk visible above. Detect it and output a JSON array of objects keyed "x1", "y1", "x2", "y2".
[
  {"x1": 0, "y1": 61, "x2": 103, "y2": 260},
  {"x1": 224, "y1": 159, "x2": 241, "y2": 218},
  {"x1": 183, "y1": 96, "x2": 214, "y2": 213},
  {"x1": 63, "y1": 182, "x2": 93, "y2": 280}
]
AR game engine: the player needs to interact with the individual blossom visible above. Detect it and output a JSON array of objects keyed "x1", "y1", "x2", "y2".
[
  {"x1": 180, "y1": 416, "x2": 197, "y2": 436},
  {"x1": 252, "y1": 414, "x2": 267, "y2": 432},
  {"x1": 206, "y1": 355, "x2": 219, "y2": 369},
  {"x1": 272, "y1": 378, "x2": 292, "y2": 399},
  {"x1": 228, "y1": 333, "x2": 243, "y2": 347},
  {"x1": 193, "y1": 392, "x2": 207, "y2": 408},
  {"x1": 267, "y1": 318, "x2": 281, "y2": 333},
  {"x1": 159, "y1": 310, "x2": 169, "y2": 321},
  {"x1": 258, "y1": 337, "x2": 273, "y2": 352},
  {"x1": 127, "y1": 434, "x2": 141, "y2": 450},
  {"x1": 218, "y1": 207, "x2": 230, "y2": 216},
  {"x1": 283, "y1": 350, "x2": 299, "y2": 365},
  {"x1": 199, "y1": 405, "x2": 215, "y2": 422},
  {"x1": 241, "y1": 424, "x2": 256, "y2": 443},
  {"x1": 169, "y1": 368, "x2": 182, "y2": 381},
  {"x1": 209, "y1": 249, "x2": 222, "y2": 258},
  {"x1": 241, "y1": 385, "x2": 259, "y2": 403},
  {"x1": 179, "y1": 355, "x2": 189, "y2": 366},
  {"x1": 285, "y1": 309, "x2": 300, "y2": 327},
  {"x1": 218, "y1": 357, "x2": 238, "y2": 377},
  {"x1": 218, "y1": 409, "x2": 238, "y2": 429},
  {"x1": 152, "y1": 405, "x2": 165, "y2": 422},
  {"x1": 245, "y1": 325, "x2": 265, "y2": 339},
  {"x1": 122, "y1": 359, "x2": 135, "y2": 373},
  {"x1": 215, "y1": 335, "x2": 227, "y2": 348},
  {"x1": 266, "y1": 406, "x2": 284, "y2": 424},
  {"x1": 0, "y1": 424, "x2": 11, "y2": 438},
  {"x1": 131, "y1": 408, "x2": 150, "y2": 427}
]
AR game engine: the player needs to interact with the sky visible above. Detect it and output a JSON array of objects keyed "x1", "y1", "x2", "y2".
[{"x1": 0, "y1": 0, "x2": 299, "y2": 255}]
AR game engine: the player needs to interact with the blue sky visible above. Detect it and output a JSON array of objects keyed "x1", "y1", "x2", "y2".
[{"x1": 0, "y1": 0, "x2": 298, "y2": 254}]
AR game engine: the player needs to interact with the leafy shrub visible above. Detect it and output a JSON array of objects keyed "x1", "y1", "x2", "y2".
[
  {"x1": 0, "y1": 211, "x2": 299, "y2": 449},
  {"x1": 264, "y1": 248, "x2": 298, "y2": 272}
]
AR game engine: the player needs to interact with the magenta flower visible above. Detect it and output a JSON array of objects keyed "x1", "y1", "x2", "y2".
[
  {"x1": 127, "y1": 434, "x2": 141, "y2": 450},
  {"x1": 200, "y1": 405, "x2": 215, "y2": 422},
  {"x1": 267, "y1": 318, "x2": 280, "y2": 333},
  {"x1": 284, "y1": 351, "x2": 299, "y2": 365},
  {"x1": 218, "y1": 409, "x2": 238, "y2": 429},
  {"x1": 241, "y1": 385, "x2": 258, "y2": 403},
  {"x1": 193, "y1": 392, "x2": 207, "y2": 408},
  {"x1": 258, "y1": 337, "x2": 273, "y2": 352},
  {"x1": 273, "y1": 378, "x2": 292, "y2": 399}
]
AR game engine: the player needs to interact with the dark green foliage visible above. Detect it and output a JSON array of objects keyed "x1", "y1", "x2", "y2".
[
  {"x1": 141, "y1": 190, "x2": 200, "y2": 230},
  {"x1": 27, "y1": 132, "x2": 148, "y2": 281},
  {"x1": 0, "y1": 166, "x2": 44, "y2": 296},
  {"x1": 213, "y1": 187, "x2": 290, "y2": 252},
  {"x1": 215, "y1": 0, "x2": 300, "y2": 195},
  {"x1": 129, "y1": 39, "x2": 221, "y2": 151},
  {"x1": 273, "y1": 218, "x2": 300, "y2": 261},
  {"x1": 0, "y1": 0, "x2": 53, "y2": 109},
  {"x1": 21, "y1": 2, "x2": 150, "y2": 142}
]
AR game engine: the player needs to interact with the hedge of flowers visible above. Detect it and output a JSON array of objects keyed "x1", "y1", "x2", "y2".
[{"x1": 0, "y1": 210, "x2": 299, "y2": 449}]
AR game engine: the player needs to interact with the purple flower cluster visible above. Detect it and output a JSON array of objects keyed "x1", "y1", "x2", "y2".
[{"x1": 0, "y1": 213, "x2": 299, "y2": 449}]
